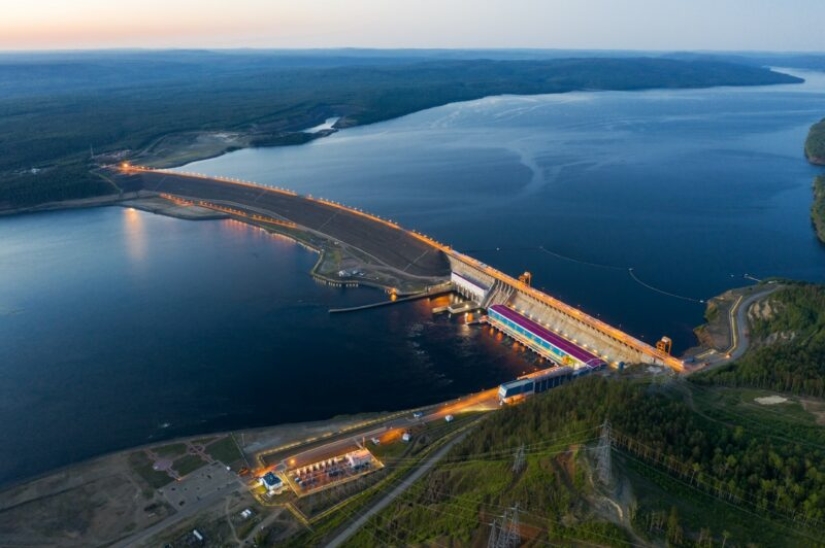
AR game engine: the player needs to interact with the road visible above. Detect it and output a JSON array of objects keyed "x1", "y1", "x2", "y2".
[
  {"x1": 323, "y1": 428, "x2": 474, "y2": 548},
  {"x1": 694, "y1": 284, "x2": 782, "y2": 374},
  {"x1": 727, "y1": 284, "x2": 782, "y2": 361},
  {"x1": 265, "y1": 389, "x2": 499, "y2": 475}
]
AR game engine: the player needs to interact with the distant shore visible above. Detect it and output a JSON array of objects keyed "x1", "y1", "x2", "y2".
[{"x1": 805, "y1": 119, "x2": 825, "y2": 243}]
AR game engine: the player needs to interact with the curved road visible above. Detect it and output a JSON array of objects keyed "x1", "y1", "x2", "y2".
[{"x1": 696, "y1": 284, "x2": 782, "y2": 373}]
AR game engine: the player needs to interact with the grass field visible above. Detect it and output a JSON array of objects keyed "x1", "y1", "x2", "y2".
[
  {"x1": 173, "y1": 454, "x2": 207, "y2": 477},
  {"x1": 128, "y1": 451, "x2": 175, "y2": 489},
  {"x1": 205, "y1": 436, "x2": 242, "y2": 465},
  {"x1": 154, "y1": 442, "x2": 188, "y2": 458}
]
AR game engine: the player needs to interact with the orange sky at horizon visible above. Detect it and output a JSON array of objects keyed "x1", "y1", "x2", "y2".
[
  {"x1": 0, "y1": 1, "x2": 312, "y2": 50},
  {"x1": 2, "y1": 0, "x2": 824, "y2": 52}
]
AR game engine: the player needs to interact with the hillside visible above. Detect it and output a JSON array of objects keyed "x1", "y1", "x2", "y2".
[
  {"x1": 805, "y1": 118, "x2": 825, "y2": 165},
  {"x1": 333, "y1": 376, "x2": 825, "y2": 547},
  {"x1": 812, "y1": 176, "x2": 825, "y2": 243},
  {"x1": 0, "y1": 52, "x2": 801, "y2": 209}
]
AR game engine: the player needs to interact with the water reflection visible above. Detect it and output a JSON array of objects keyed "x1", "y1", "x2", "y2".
[{"x1": 122, "y1": 207, "x2": 147, "y2": 264}]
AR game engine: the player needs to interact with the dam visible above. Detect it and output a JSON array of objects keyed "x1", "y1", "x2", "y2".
[{"x1": 115, "y1": 165, "x2": 683, "y2": 372}]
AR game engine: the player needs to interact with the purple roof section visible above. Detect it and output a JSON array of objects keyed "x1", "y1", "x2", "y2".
[{"x1": 489, "y1": 305, "x2": 604, "y2": 366}]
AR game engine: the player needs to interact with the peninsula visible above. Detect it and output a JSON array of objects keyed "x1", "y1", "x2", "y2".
[
  {"x1": 0, "y1": 52, "x2": 802, "y2": 211},
  {"x1": 805, "y1": 119, "x2": 825, "y2": 241},
  {"x1": 805, "y1": 117, "x2": 825, "y2": 165}
]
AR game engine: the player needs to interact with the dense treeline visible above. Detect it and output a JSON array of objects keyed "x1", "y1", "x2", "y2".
[
  {"x1": 813, "y1": 176, "x2": 825, "y2": 243},
  {"x1": 805, "y1": 118, "x2": 825, "y2": 165},
  {"x1": 0, "y1": 52, "x2": 801, "y2": 208},
  {"x1": 695, "y1": 284, "x2": 825, "y2": 397},
  {"x1": 0, "y1": 163, "x2": 113, "y2": 207},
  {"x1": 463, "y1": 378, "x2": 825, "y2": 523},
  {"x1": 348, "y1": 377, "x2": 825, "y2": 547}
]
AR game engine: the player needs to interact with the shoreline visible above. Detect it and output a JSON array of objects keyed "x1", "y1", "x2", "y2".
[{"x1": 0, "y1": 410, "x2": 394, "y2": 494}]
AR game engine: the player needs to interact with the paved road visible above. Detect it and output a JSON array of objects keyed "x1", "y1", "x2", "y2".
[
  {"x1": 727, "y1": 284, "x2": 782, "y2": 361},
  {"x1": 323, "y1": 428, "x2": 474, "y2": 548},
  {"x1": 695, "y1": 284, "x2": 782, "y2": 374},
  {"x1": 265, "y1": 389, "x2": 498, "y2": 474}
]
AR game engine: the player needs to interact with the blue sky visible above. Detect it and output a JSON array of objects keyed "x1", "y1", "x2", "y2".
[{"x1": 2, "y1": 0, "x2": 823, "y2": 52}]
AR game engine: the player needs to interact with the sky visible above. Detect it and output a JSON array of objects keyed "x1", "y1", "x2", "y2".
[{"x1": 2, "y1": 0, "x2": 824, "y2": 52}]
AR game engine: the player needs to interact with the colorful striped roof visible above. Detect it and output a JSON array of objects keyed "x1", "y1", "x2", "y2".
[{"x1": 489, "y1": 305, "x2": 604, "y2": 366}]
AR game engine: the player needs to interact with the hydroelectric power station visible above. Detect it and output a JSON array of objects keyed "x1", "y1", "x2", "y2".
[{"x1": 116, "y1": 165, "x2": 684, "y2": 374}]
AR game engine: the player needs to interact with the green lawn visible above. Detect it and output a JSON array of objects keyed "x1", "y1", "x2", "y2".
[
  {"x1": 154, "y1": 442, "x2": 187, "y2": 458},
  {"x1": 205, "y1": 436, "x2": 243, "y2": 465},
  {"x1": 173, "y1": 454, "x2": 207, "y2": 477}
]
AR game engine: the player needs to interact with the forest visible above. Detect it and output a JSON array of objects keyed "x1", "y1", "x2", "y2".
[
  {"x1": 343, "y1": 376, "x2": 825, "y2": 547},
  {"x1": 0, "y1": 51, "x2": 802, "y2": 208},
  {"x1": 322, "y1": 283, "x2": 825, "y2": 545},
  {"x1": 805, "y1": 118, "x2": 825, "y2": 165},
  {"x1": 813, "y1": 176, "x2": 825, "y2": 243}
]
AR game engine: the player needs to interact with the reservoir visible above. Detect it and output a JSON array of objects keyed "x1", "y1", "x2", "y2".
[
  {"x1": 0, "y1": 208, "x2": 527, "y2": 486},
  {"x1": 3, "y1": 68, "x2": 825, "y2": 486},
  {"x1": 185, "y1": 68, "x2": 825, "y2": 349}
]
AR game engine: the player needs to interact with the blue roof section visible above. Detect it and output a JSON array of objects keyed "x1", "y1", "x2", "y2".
[
  {"x1": 263, "y1": 472, "x2": 282, "y2": 486},
  {"x1": 489, "y1": 305, "x2": 604, "y2": 366}
]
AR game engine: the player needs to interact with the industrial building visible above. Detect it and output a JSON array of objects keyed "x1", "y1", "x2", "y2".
[
  {"x1": 260, "y1": 472, "x2": 285, "y2": 495},
  {"x1": 497, "y1": 366, "x2": 573, "y2": 403}
]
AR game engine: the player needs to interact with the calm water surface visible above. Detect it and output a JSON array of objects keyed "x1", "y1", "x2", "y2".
[
  {"x1": 3, "y1": 69, "x2": 825, "y2": 486},
  {"x1": 185, "y1": 69, "x2": 825, "y2": 349},
  {"x1": 0, "y1": 208, "x2": 526, "y2": 486}
]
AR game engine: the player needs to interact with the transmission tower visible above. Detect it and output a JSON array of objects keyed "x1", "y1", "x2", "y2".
[
  {"x1": 496, "y1": 504, "x2": 521, "y2": 548},
  {"x1": 512, "y1": 443, "x2": 525, "y2": 474},
  {"x1": 487, "y1": 517, "x2": 500, "y2": 548},
  {"x1": 596, "y1": 420, "x2": 613, "y2": 486}
]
